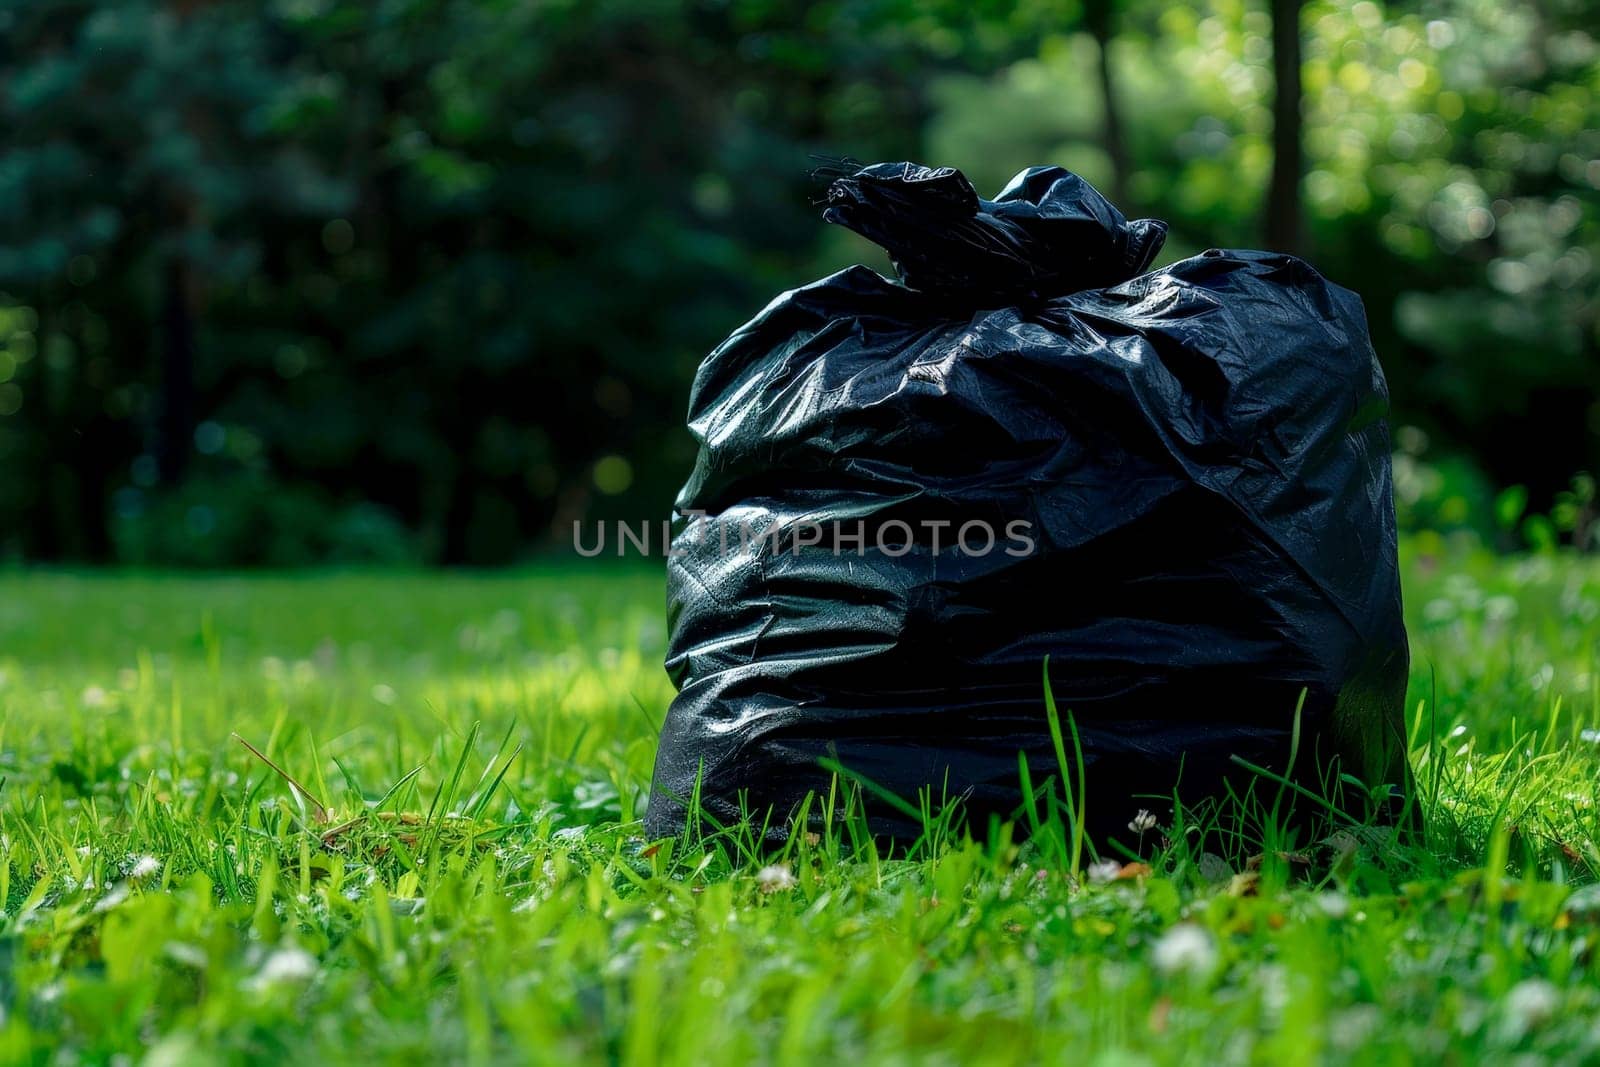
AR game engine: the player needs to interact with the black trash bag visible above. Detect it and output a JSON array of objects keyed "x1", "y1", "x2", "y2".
[{"x1": 645, "y1": 161, "x2": 1409, "y2": 846}]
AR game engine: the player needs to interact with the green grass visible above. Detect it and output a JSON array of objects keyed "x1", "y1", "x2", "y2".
[{"x1": 0, "y1": 543, "x2": 1597, "y2": 1065}]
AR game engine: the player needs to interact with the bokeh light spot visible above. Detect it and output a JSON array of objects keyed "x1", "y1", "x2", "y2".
[
  {"x1": 322, "y1": 218, "x2": 355, "y2": 255},
  {"x1": 195, "y1": 421, "x2": 226, "y2": 455},
  {"x1": 593, "y1": 455, "x2": 633, "y2": 496}
]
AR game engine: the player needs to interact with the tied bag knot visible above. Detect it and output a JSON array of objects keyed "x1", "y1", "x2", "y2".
[{"x1": 822, "y1": 161, "x2": 1168, "y2": 302}]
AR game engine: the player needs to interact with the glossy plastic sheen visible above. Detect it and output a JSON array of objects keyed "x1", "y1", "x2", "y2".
[{"x1": 645, "y1": 162, "x2": 1409, "y2": 846}]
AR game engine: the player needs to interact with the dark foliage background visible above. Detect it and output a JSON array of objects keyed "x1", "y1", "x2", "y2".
[{"x1": 1, "y1": 0, "x2": 1595, "y2": 564}]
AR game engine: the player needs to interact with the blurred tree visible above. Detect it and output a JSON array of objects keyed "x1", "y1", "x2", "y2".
[
  {"x1": 927, "y1": 0, "x2": 1598, "y2": 519},
  {"x1": 1084, "y1": 0, "x2": 1131, "y2": 207},
  {"x1": 0, "y1": 0, "x2": 1594, "y2": 562},
  {"x1": 0, "y1": 0, "x2": 960, "y2": 562},
  {"x1": 1266, "y1": 0, "x2": 1304, "y2": 252},
  {"x1": 0, "y1": 1, "x2": 338, "y2": 558},
  {"x1": 1297, "y1": 0, "x2": 1599, "y2": 503}
]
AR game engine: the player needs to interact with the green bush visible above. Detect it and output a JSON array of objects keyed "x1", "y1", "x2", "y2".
[{"x1": 112, "y1": 473, "x2": 418, "y2": 568}]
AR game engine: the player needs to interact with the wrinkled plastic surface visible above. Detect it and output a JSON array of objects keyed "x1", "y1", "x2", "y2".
[{"x1": 645, "y1": 162, "x2": 1409, "y2": 845}]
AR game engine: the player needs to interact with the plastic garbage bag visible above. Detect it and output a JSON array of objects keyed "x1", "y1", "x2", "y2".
[{"x1": 645, "y1": 161, "x2": 1409, "y2": 847}]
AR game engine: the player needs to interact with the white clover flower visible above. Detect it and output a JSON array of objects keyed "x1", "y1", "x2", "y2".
[
  {"x1": 755, "y1": 864, "x2": 796, "y2": 894},
  {"x1": 251, "y1": 947, "x2": 319, "y2": 987},
  {"x1": 1152, "y1": 924, "x2": 1218, "y2": 978},
  {"x1": 128, "y1": 855, "x2": 162, "y2": 881},
  {"x1": 1128, "y1": 809, "x2": 1158, "y2": 834},
  {"x1": 1315, "y1": 892, "x2": 1351, "y2": 919},
  {"x1": 164, "y1": 942, "x2": 208, "y2": 969},
  {"x1": 94, "y1": 886, "x2": 130, "y2": 913},
  {"x1": 1329, "y1": 1004, "x2": 1382, "y2": 1052},
  {"x1": 1086, "y1": 859, "x2": 1122, "y2": 884},
  {"x1": 1258, "y1": 963, "x2": 1290, "y2": 1017},
  {"x1": 1504, "y1": 978, "x2": 1561, "y2": 1034},
  {"x1": 80, "y1": 686, "x2": 109, "y2": 709}
]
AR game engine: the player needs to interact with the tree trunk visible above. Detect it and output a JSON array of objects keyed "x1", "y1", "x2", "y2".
[
  {"x1": 23, "y1": 299, "x2": 63, "y2": 561},
  {"x1": 1266, "y1": 0, "x2": 1305, "y2": 253},
  {"x1": 157, "y1": 254, "x2": 196, "y2": 485},
  {"x1": 1084, "y1": 0, "x2": 1129, "y2": 209}
]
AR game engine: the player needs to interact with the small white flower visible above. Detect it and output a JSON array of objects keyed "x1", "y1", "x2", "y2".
[
  {"x1": 1086, "y1": 859, "x2": 1122, "y2": 884},
  {"x1": 1128, "y1": 809, "x2": 1158, "y2": 834},
  {"x1": 251, "y1": 947, "x2": 319, "y2": 987},
  {"x1": 1330, "y1": 1004, "x2": 1382, "y2": 1051},
  {"x1": 1504, "y1": 978, "x2": 1561, "y2": 1033},
  {"x1": 164, "y1": 942, "x2": 208, "y2": 969},
  {"x1": 755, "y1": 864, "x2": 796, "y2": 894},
  {"x1": 1152, "y1": 924, "x2": 1218, "y2": 978},
  {"x1": 80, "y1": 686, "x2": 109, "y2": 708},
  {"x1": 1315, "y1": 892, "x2": 1350, "y2": 919},
  {"x1": 94, "y1": 886, "x2": 130, "y2": 913},
  {"x1": 1258, "y1": 962, "x2": 1290, "y2": 1017},
  {"x1": 128, "y1": 855, "x2": 162, "y2": 881}
]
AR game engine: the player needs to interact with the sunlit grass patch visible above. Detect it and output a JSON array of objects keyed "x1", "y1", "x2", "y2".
[{"x1": 0, "y1": 545, "x2": 1596, "y2": 1063}]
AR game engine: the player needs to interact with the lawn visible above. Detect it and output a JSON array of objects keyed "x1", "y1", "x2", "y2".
[{"x1": 1, "y1": 542, "x2": 1598, "y2": 1064}]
